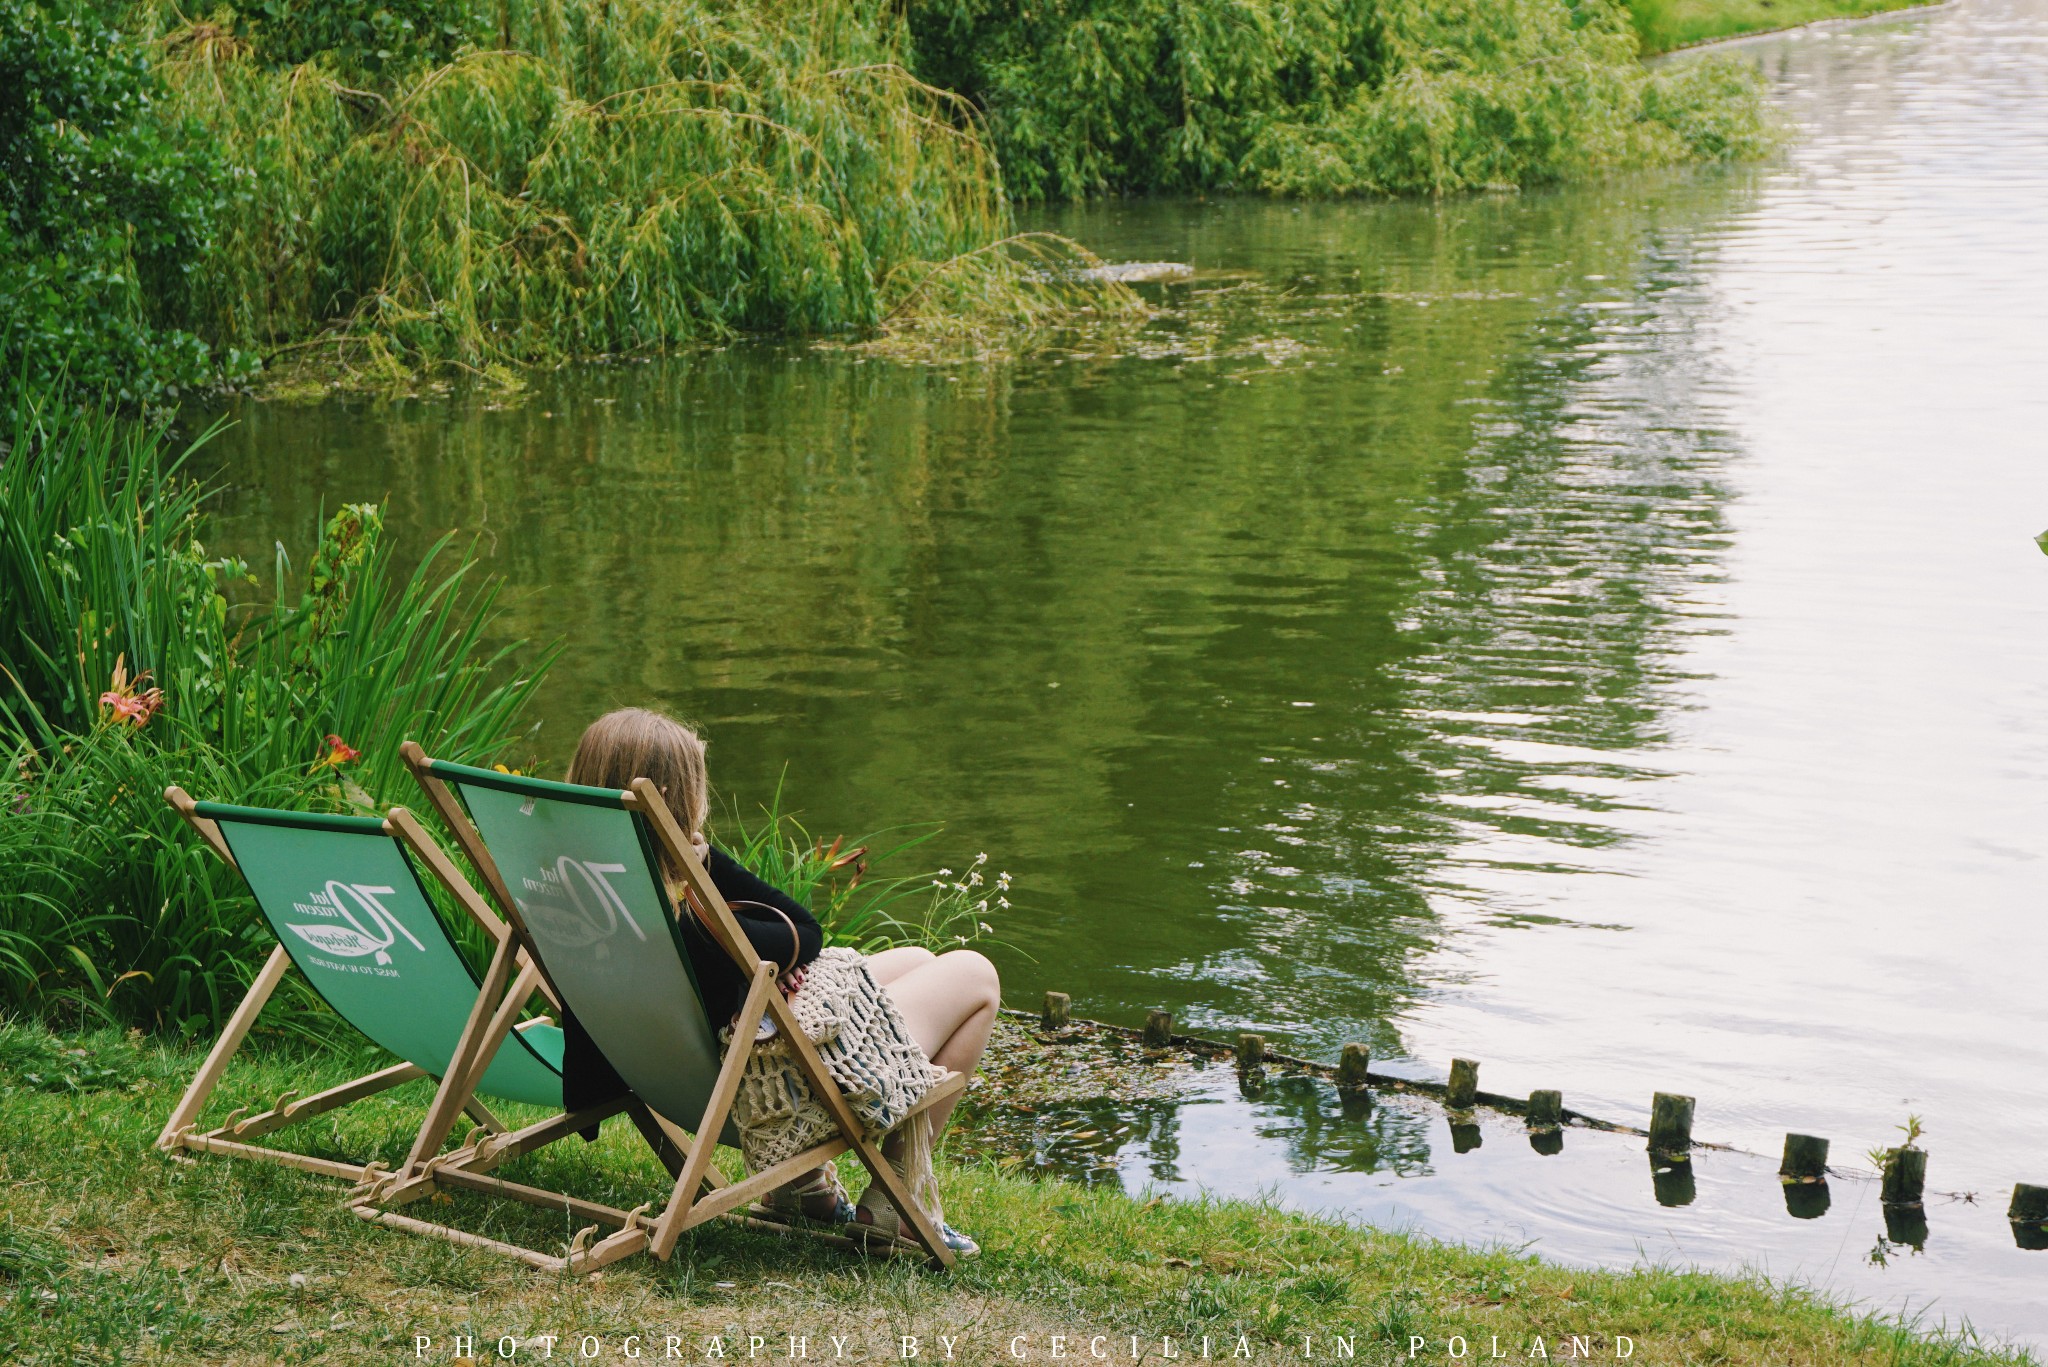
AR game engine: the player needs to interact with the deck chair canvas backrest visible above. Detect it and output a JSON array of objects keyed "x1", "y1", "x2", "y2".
[
  {"x1": 422, "y1": 766, "x2": 733, "y2": 1137},
  {"x1": 197, "y1": 802, "x2": 564, "y2": 1109}
]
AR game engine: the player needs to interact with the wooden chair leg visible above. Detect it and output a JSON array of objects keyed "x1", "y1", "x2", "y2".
[
  {"x1": 158, "y1": 944, "x2": 291, "y2": 1150},
  {"x1": 762, "y1": 987, "x2": 955, "y2": 1268},
  {"x1": 403, "y1": 936, "x2": 520, "y2": 1173},
  {"x1": 649, "y1": 965, "x2": 776, "y2": 1259}
]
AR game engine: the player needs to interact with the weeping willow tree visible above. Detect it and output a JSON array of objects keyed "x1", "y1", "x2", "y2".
[
  {"x1": 117, "y1": 0, "x2": 1126, "y2": 384},
  {"x1": 906, "y1": 0, "x2": 1776, "y2": 199}
]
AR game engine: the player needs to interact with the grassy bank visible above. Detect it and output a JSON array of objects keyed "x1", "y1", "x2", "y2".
[
  {"x1": 0, "y1": 1019, "x2": 2032, "y2": 1366},
  {"x1": 1627, "y1": 0, "x2": 1942, "y2": 54}
]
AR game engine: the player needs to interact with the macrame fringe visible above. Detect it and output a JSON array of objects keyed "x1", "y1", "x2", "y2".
[{"x1": 727, "y1": 948, "x2": 946, "y2": 1226}]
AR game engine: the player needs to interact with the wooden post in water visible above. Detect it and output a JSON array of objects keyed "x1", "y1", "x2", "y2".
[
  {"x1": 1143, "y1": 1008, "x2": 1173, "y2": 1048},
  {"x1": 1446, "y1": 1058, "x2": 1479, "y2": 1111},
  {"x1": 1648, "y1": 1092, "x2": 1694, "y2": 1157},
  {"x1": 1042, "y1": 991, "x2": 1071, "y2": 1031},
  {"x1": 2010, "y1": 1183, "x2": 2048, "y2": 1223},
  {"x1": 1779, "y1": 1133, "x2": 1829, "y2": 1181},
  {"x1": 1880, "y1": 1147, "x2": 1927, "y2": 1207},
  {"x1": 1337, "y1": 1043, "x2": 1371, "y2": 1093},
  {"x1": 2012, "y1": 1184, "x2": 2048, "y2": 1250},
  {"x1": 1235, "y1": 1033, "x2": 1265, "y2": 1075},
  {"x1": 1527, "y1": 1089, "x2": 1563, "y2": 1131}
]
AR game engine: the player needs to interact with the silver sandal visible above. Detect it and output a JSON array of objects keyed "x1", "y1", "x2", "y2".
[{"x1": 853, "y1": 1187, "x2": 979, "y2": 1256}]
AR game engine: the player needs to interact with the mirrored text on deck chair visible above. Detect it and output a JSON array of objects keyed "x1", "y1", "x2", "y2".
[
  {"x1": 157, "y1": 787, "x2": 612, "y2": 1192},
  {"x1": 364, "y1": 744, "x2": 966, "y2": 1274}
]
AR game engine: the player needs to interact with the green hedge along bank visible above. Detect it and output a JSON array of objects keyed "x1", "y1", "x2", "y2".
[{"x1": 2, "y1": 0, "x2": 1775, "y2": 407}]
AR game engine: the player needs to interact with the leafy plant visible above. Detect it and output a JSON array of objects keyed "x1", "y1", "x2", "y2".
[
  {"x1": 1866, "y1": 1113, "x2": 1926, "y2": 1168},
  {"x1": 907, "y1": 0, "x2": 1777, "y2": 200},
  {"x1": 0, "y1": 385, "x2": 552, "y2": 1030},
  {"x1": 716, "y1": 776, "x2": 1007, "y2": 953},
  {"x1": 0, "y1": 0, "x2": 247, "y2": 408}
]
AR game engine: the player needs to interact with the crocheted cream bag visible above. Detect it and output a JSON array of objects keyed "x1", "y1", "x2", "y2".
[{"x1": 725, "y1": 947, "x2": 947, "y2": 1219}]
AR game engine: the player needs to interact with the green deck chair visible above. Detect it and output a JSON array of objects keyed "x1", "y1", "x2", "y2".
[
  {"x1": 359, "y1": 743, "x2": 965, "y2": 1275},
  {"x1": 158, "y1": 788, "x2": 612, "y2": 1192}
]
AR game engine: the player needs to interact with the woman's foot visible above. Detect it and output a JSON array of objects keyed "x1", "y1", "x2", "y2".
[
  {"x1": 761, "y1": 1165, "x2": 854, "y2": 1225},
  {"x1": 853, "y1": 1185, "x2": 979, "y2": 1256}
]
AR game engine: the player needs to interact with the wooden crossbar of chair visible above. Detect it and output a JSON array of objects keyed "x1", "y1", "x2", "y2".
[{"x1": 375, "y1": 742, "x2": 966, "y2": 1275}]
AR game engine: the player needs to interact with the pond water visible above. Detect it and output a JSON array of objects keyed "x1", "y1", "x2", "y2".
[{"x1": 201, "y1": 0, "x2": 2048, "y2": 1344}]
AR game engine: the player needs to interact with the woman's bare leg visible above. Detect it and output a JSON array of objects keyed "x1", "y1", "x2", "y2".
[
  {"x1": 768, "y1": 944, "x2": 966, "y2": 1217},
  {"x1": 878, "y1": 949, "x2": 1001, "y2": 1139}
]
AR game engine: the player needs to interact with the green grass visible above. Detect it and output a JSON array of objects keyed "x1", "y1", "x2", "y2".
[
  {"x1": 1627, "y1": 0, "x2": 1942, "y2": 54},
  {"x1": 0, "y1": 1019, "x2": 2034, "y2": 1366}
]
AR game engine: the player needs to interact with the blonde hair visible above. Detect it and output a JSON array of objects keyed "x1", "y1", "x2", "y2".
[{"x1": 567, "y1": 708, "x2": 710, "y2": 857}]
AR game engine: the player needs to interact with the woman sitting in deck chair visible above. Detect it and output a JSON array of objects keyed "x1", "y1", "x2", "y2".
[{"x1": 563, "y1": 706, "x2": 999, "y2": 1256}]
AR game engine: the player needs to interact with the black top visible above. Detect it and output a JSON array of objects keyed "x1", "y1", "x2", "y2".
[{"x1": 559, "y1": 844, "x2": 822, "y2": 1116}]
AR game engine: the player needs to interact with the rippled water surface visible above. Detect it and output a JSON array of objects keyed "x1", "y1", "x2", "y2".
[{"x1": 203, "y1": 0, "x2": 2048, "y2": 1342}]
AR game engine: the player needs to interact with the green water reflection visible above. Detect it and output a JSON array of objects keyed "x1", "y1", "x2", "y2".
[{"x1": 201, "y1": 171, "x2": 1752, "y2": 1063}]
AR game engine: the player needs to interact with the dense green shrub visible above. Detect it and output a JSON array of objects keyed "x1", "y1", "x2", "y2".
[
  {"x1": 105, "y1": 0, "x2": 1116, "y2": 389},
  {"x1": 0, "y1": 388, "x2": 552, "y2": 1029},
  {"x1": 5, "y1": 0, "x2": 1771, "y2": 403},
  {"x1": 0, "y1": 0, "x2": 247, "y2": 406},
  {"x1": 907, "y1": 0, "x2": 1776, "y2": 198},
  {"x1": 218, "y1": 0, "x2": 490, "y2": 75}
]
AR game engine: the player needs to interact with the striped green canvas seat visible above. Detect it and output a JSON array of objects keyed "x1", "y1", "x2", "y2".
[{"x1": 197, "y1": 801, "x2": 564, "y2": 1107}]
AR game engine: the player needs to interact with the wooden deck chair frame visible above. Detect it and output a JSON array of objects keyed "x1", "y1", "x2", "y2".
[
  {"x1": 156, "y1": 786, "x2": 613, "y2": 1197},
  {"x1": 364, "y1": 742, "x2": 966, "y2": 1275}
]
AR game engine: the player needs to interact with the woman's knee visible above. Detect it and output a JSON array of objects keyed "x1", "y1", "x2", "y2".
[
  {"x1": 936, "y1": 949, "x2": 1001, "y2": 1008},
  {"x1": 867, "y1": 945, "x2": 937, "y2": 985}
]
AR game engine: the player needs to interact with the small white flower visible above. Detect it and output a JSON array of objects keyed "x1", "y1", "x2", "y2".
[
  {"x1": 974, "y1": 851, "x2": 989, "y2": 865},
  {"x1": 968, "y1": 870, "x2": 983, "y2": 887},
  {"x1": 938, "y1": 868, "x2": 954, "y2": 876},
  {"x1": 931, "y1": 878, "x2": 945, "y2": 887},
  {"x1": 997, "y1": 897, "x2": 1010, "y2": 909},
  {"x1": 975, "y1": 898, "x2": 989, "y2": 913},
  {"x1": 996, "y1": 873, "x2": 1012, "y2": 891},
  {"x1": 978, "y1": 921, "x2": 993, "y2": 934}
]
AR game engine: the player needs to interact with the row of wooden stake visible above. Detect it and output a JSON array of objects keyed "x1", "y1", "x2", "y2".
[{"x1": 1039, "y1": 994, "x2": 2048, "y2": 1245}]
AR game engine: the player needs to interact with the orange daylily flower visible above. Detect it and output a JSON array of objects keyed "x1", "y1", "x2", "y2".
[
  {"x1": 317, "y1": 734, "x2": 361, "y2": 767},
  {"x1": 98, "y1": 655, "x2": 163, "y2": 729}
]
